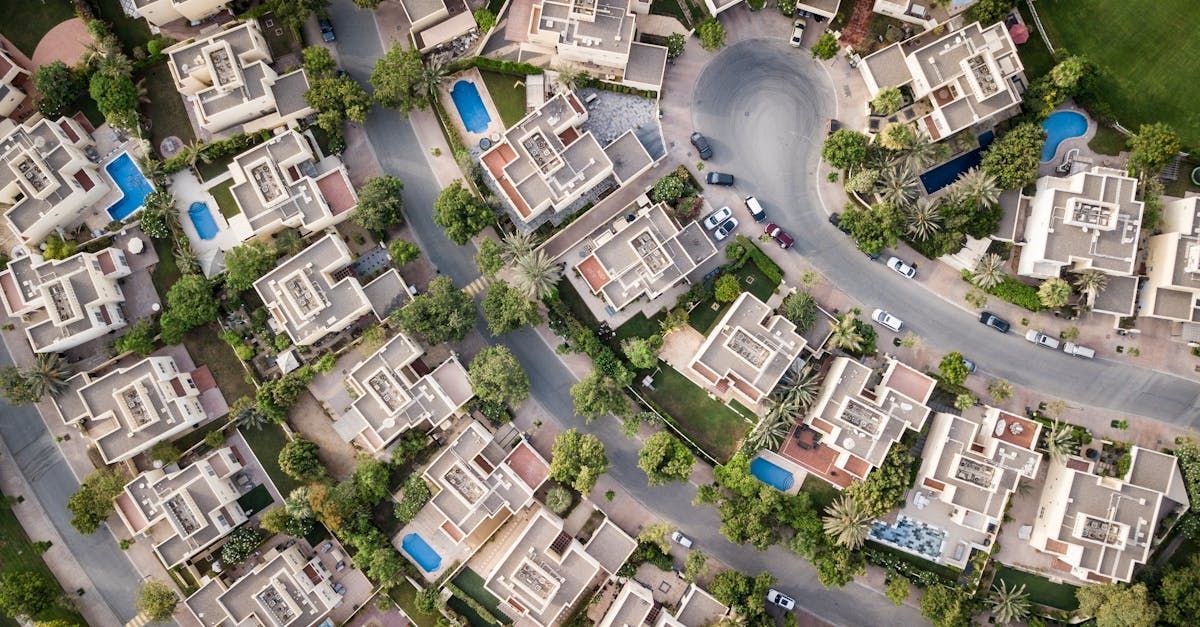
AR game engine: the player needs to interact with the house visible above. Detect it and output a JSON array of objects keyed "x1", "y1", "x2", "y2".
[
  {"x1": 1030, "y1": 447, "x2": 1189, "y2": 583},
  {"x1": 113, "y1": 445, "x2": 255, "y2": 568},
  {"x1": 184, "y1": 543, "x2": 345, "y2": 627},
  {"x1": 0, "y1": 116, "x2": 110, "y2": 244},
  {"x1": 333, "y1": 332, "x2": 474, "y2": 455},
  {"x1": 871, "y1": 0, "x2": 974, "y2": 29},
  {"x1": 522, "y1": 0, "x2": 667, "y2": 91},
  {"x1": 1140, "y1": 195, "x2": 1200, "y2": 329},
  {"x1": 164, "y1": 21, "x2": 313, "y2": 136},
  {"x1": 223, "y1": 130, "x2": 358, "y2": 242},
  {"x1": 686, "y1": 292, "x2": 806, "y2": 407},
  {"x1": 597, "y1": 579, "x2": 728, "y2": 627},
  {"x1": 0, "y1": 46, "x2": 31, "y2": 120},
  {"x1": 858, "y1": 21, "x2": 1026, "y2": 142},
  {"x1": 483, "y1": 507, "x2": 636, "y2": 626},
  {"x1": 53, "y1": 353, "x2": 215, "y2": 464},
  {"x1": 132, "y1": 0, "x2": 229, "y2": 28},
  {"x1": 781, "y1": 356, "x2": 934, "y2": 488},
  {"x1": 797, "y1": 0, "x2": 842, "y2": 20},
  {"x1": 0, "y1": 248, "x2": 131, "y2": 353},
  {"x1": 574, "y1": 202, "x2": 717, "y2": 313},
  {"x1": 400, "y1": 0, "x2": 479, "y2": 53},
  {"x1": 395, "y1": 420, "x2": 549, "y2": 578}
]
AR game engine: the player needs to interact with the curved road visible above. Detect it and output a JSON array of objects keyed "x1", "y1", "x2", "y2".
[{"x1": 688, "y1": 40, "x2": 1200, "y2": 425}]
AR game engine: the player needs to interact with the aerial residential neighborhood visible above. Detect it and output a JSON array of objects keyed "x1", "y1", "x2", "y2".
[{"x1": 1, "y1": 1, "x2": 1199, "y2": 627}]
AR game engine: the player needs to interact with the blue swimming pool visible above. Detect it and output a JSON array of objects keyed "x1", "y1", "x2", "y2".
[
  {"x1": 104, "y1": 152, "x2": 155, "y2": 221},
  {"x1": 750, "y1": 457, "x2": 795, "y2": 491},
  {"x1": 450, "y1": 80, "x2": 492, "y2": 134},
  {"x1": 189, "y1": 202, "x2": 218, "y2": 240},
  {"x1": 869, "y1": 516, "x2": 946, "y2": 560},
  {"x1": 1041, "y1": 110, "x2": 1088, "y2": 162},
  {"x1": 401, "y1": 532, "x2": 442, "y2": 572},
  {"x1": 919, "y1": 130, "x2": 995, "y2": 194}
]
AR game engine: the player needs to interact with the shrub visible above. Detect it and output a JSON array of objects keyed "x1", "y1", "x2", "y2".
[
  {"x1": 715, "y1": 274, "x2": 741, "y2": 303},
  {"x1": 545, "y1": 486, "x2": 572, "y2": 514},
  {"x1": 278, "y1": 438, "x2": 326, "y2": 482},
  {"x1": 149, "y1": 442, "x2": 181, "y2": 465},
  {"x1": 472, "y1": 8, "x2": 496, "y2": 32},
  {"x1": 394, "y1": 475, "x2": 432, "y2": 524},
  {"x1": 697, "y1": 19, "x2": 726, "y2": 51},
  {"x1": 811, "y1": 32, "x2": 838, "y2": 60},
  {"x1": 204, "y1": 429, "x2": 226, "y2": 448},
  {"x1": 220, "y1": 527, "x2": 263, "y2": 565}
]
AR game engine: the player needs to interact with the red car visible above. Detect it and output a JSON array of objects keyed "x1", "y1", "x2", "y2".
[{"x1": 765, "y1": 223, "x2": 794, "y2": 249}]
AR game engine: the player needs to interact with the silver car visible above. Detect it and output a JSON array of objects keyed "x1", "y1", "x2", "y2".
[
  {"x1": 872, "y1": 308, "x2": 903, "y2": 332},
  {"x1": 714, "y1": 217, "x2": 739, "y2": 241},
  {"x1": 703, "y1": 206, "x2": 733, "y2": 230},
  {"x1": 887, "y1": 256, "x2": 917, "y2": 279}
]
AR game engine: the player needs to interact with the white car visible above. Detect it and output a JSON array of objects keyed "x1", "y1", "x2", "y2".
[
  {"x1": 714, "y1": 217, "x2": 739, "y2": 241},
  {"x1": 789, "y1": 20, "x2": 807, "y2": 48},
  {"x1": 887, "y1": 256, "x2": 917, "y2": 279},
  {"x1": 1024, "y1": 329, "x2": 1060, "y2": 350},
  {"x1": 671, "y1": 531, "x2": 693, "y2": 548},
  {"x1": 703, "y1": 206, "x2": 733, "y2": 230},
  {"x1": 767, "y1": 589, "x2": 796, "y2": 610},
  {"x1": 872, "y1": 308, "x2": 903, "y2": 332}
]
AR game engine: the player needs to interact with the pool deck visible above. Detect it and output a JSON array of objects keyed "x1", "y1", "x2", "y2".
[
  {"x1": 1036, "y1": 103, "x2": 1131, "y2": 178},
  {"x1": 170, "y1": 169, "x2": 242, "y2": 277},
  {"x1": 439, "y1": 69, "x2": 507, "y2": 152},
  {"x1": 81, "y1": 136, "x2": 149, "y2": 234}
]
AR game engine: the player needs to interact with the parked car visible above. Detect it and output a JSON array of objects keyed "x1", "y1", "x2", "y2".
[
  {"x1": 962, "y1": 356, "x2": 977, "y2": 374},
  {"x1": 706, "y1": 171, "x2": 735, "y2": 186},
  {"x1": 703, "y1": 206, "x2": 733, "y2": 230},
  {"x1": 714, "y1": 218, "x2": 739, "y2": 241},
  {"x1": 690, "y1": 132, "x2": 713, "y2": 159},
  {"x1": 767, "y1": 589, "x2": 796, "y2": 611},
  {"x1": 671, "y1": 531, "x2": 694, "y2": 548},
  {"x1": 765, "y1": 223, "x2": 795, "y2": 249},
  {"x1": 886, "y1": 256, "x2": 917, "y2": 278},
  {"x1": 744, "y1": 195, "x2": 766, "y2": 221},
  {"x1": 872, "y1": 309, "x2": 903, "y2": 332},
  {"x1": 318, "y1": 18, "x2": 336, "y2": 42},
  {"x1": 1024, "y1": 329, "x2": 1060, "y2": 350},
  {"x1": 1063, "y1": 342, "x2": 1096, "y2": 359},
  {"x1": 979, "y1": 311, "x2": 1011, "y2": 334},
  {"x1": 789, "y1": 19, "x2": 807, "y2": 47}
]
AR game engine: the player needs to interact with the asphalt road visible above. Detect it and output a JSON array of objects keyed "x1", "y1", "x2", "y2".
[
  {"x1": 689, "y1": 40, "x2": 1200, "y2": 425},
  {"x1": 0, "y1": 341, "x2": 140, "y2": 622}
]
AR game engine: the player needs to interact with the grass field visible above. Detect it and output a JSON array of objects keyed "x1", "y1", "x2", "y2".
[
  {"x1": 0, "y1": 498, "x2": 86, "y2": 626},
  {"x1": 479, "y1": 70, "x2": 527, "y2": 127},
  {"x1": 93, "y1": 0, "x2": 152, "y2": 52},
  {"x1": 640, "y1": 362, "x2": 752, "y2": 462},
  {"x1": 1088, "y1": 124, "x2": 1127, "y2": 156},
  {"x1": 992, "y1": 564, "x2": 1080, "y2": 611},
  {"x1": 183, "y1": 323, "x2": 256, "y2": 401},
  {"x1": 209, "y1": 180, "x2": 240, "y2": 219},
  {"x1": 390, "y1": 582, "x2": 440, "y2": 627},
  {"x1": 241, "y1": 424, "x2": 300, "y2": 496},
  {"x1": 141, "y1": 64, "x2": 195, "y2": 154},
  {"x1": 0, "y1": 0, "x2": 75, "y2": 56},
  {"x1": 151, "y1": 237, "x2": 181, "y2": 295},
  {"x1": 1034, "y1": 0, "x2": 1200, "y2": 146}
]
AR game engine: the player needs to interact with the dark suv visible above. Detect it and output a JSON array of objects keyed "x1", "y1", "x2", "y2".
[
  {"x1": 979, "y1": 311, "x2": 1011, "y2": 334},
  {"x1": 690, "y1": 132, "x2": 713, "y2": 160}
]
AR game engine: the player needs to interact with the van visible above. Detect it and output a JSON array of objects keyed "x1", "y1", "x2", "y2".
[
  {"x1": 744, "y1": 195, "x2": 766, "y2": 222},
  {"x1": 1063, "y1": 342, "x2": 1096, "y2": 359},
  {"x1": 1024, "y1": 329, "x2": 1060, "y2": 350},
  {"x1": 583, "y1": 93, "x2": 599, "y2": 107}
]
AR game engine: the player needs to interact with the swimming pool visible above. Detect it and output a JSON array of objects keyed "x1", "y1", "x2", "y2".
[
  {"x1": 1041, "y1": 110, "x2": 1088, "y2": 162},
  {"x1": 401, "y1": 532, "x2": 442, "y2": 572},
  {"x1": 750, "y1": 456, "x2": 795, "y2": 491},
  {"x1": 104, "y1": 152, "x2": 155, "y2": 221},
  {"x1": 189, "y1": 202, "x2": 218, "y2": 240},
  {"x1": 869, "y1": 516, "x2": 946, "y2": 560},
  {"x1": 450, "y1": 80, "x2": 492, "y2": 134},
  {"x1": 919, "y1": 130, "x2": 995, "y2": 194}
]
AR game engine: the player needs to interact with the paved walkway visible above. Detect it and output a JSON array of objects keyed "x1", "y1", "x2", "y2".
[{"x1": 31, "y1": 18, "x2": 93, "y2": 68}]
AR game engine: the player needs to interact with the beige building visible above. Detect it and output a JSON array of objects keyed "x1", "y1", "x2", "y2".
[
  {"x1": 1141, "y1": 195, "x2": 1200, "y2": 327},
  {"x1": 687, "y1": 292, "x2": 806, "y2": 407},
  {"x1": 574, "y1": 202, "x2": 717, "y2": 312},
  {"x1": 0, "y1": 116, "x2": 110, "y2": 244},
  {"x1": 0, "y1": 248, "x2": 131, "y2": 353},
  {"x1": 0, "y1": 47, "x2": 31, "y2": 119},
  {"x1": 113, "y1": 445, "x2": 252, "y2": 568},
  {"x1": 859, "y1": 21, "x2": 1025, "y2": 141},
  {"x1": 333, "y1": 332, "x2": 474, "y2": 454},
  {"x1": 401, "y1": 0, "x2": 479, "y2": 53},
  {"x1": 133, "y1": 0, "x2": 229, "y2": 28},
  {"x1": 165, "y1": 21, "x2": 313, "y2": 136},
  {"x1": 523, "y1": 0, "x2": 667, "y2": 91},
  {"x1": 597, "y1": 579, "x2": 728, "y2": 627},
  {"x1": 1030, "y1": 447, "x2": 1189, "y2": 583}
]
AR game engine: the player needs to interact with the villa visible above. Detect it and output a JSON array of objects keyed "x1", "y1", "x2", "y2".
[
  {"x1": 400, "y1": 0, "x2": 479, "y2": 53},
  {"x1": 133, "y1": 0, "x2": 229, "y2": 27},
  {"x1": 223, "y1": 130, "x2": 358, "y2": 242},
  {"x1": 597, "y1": 579, "x2": 729, "y2": 627},
  {"x1": 573, "y1": 202, "x2": 717, "y2": 313},
  {"x1": 1030, "y1": 447, "x2": 1189, "y2": 583},
  {"x1": 781, "y1": 356, "x2": 934, "y2": 488},
  {"x1": 872, "y1": 0, "x2": 973, "y2": 29},
  {"x1": 1140, "y1": 195, "x2": 1200, "y2": 331},
  {"x1": 0, "y1": 46, "x2": 31, "y2": 121},
  {"x1": 333, "y1": 332, "x2": 474, "y2": 455},
  {"x1": 164, "y1": 21, "x2": 313, "y2": 136},
  {"x1": 858, "y1": 21, "x2": 1026, "y2": 142},
  {"x1": 0, "y1": 248, "x2": 131, "y2": 354},
  {"x1": 113, "y1": 445, "x2": 256, "y2": 569},
  {"x1": 686, "y1": 292, "x2": 806, "y2": 408},
  {"x1": 0, "y1": 116, "x2": 111, "y2": 244},
  {"x1": 522, "y1": 0, "x2": 667, "y2": 91}
]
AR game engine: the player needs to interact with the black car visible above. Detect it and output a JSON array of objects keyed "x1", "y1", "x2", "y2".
[
  {"x1": 829, "y1": 211, "x2": 846, "y2": 232},
  {"x1": 319, "y1": 18, "x2": 336, "y2": 42},
  {"x1": 979, "y1": 311, "x2": 1011, "y2": 334},
  {"x1": 690, "y1": 132, "x2": 713, "y2": 160},
  {"x1": 706, "y1": 171, "x2": 734, "y2": 185}
]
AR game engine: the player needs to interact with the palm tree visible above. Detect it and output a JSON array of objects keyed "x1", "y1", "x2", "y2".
[
  {"x1": 555, "y1": 68, "x2": 587, "y2": 91},
  {"x1": 500, "y1": 231, "x2": 537, "y2": 264},
  {"x1": 828, "y1": 313, "x2": 864, "y2": 353},
  {"x1": 134, "y1": 77, "x2": 152, "y2": 105},
  {"x1": 745, "y1": 414, "x2": 793, "y2": 452},
  {"x1": 822, "y1": 495, "x2": 873, "y2": 549},
  {"x1": 418, "y1": 62, "x2": 448, "y2": 103},
  {"x1": 25, "y1": 353, "x2": 70, "y2": 399},
  {"x1": 1073, "y1": 270, "x2": 1109, "y2": 307},
  {"x1": 876, "y1": 164, "x2": 920, "y2": 208},
  {"x1": 952, "y1": 167, "x2": 1001, "y2": 208},
  {"x1": 774, "y1": 367, "x2": 824, "y2": 415},
  {"x1": 139, "y1": 156, "x2": 166, "y2": 187},
  {"x1": 285, "y1": 487, "x2": 313, "y2": 519},
  {"x1": 173, "y1": 236, "x2": 201, "y2": 275},
  {"x1": 988, "y1": 581, "x2": 1031, "y2": 625},
  {"x1": 972, "y1": 253, "x2": 1006, "y2": 289},
  {"x1": 1045, "y1": 421, "x2": 1075, "y2": 462},
  {"x1": 178, "y1": 139, "x2": 210, "y2": 170},
  {"x1": 905, "y1": 197, "x2": 942, "y2": 241},
  {"x1": 903, "y1": 134, "x2": 942, "y2": 171},
  {"x1": 96, "y1": 51, "x2": 133, "y2": 79},
  {"x1": 234, "y1": 403, "x2": 269, "y2": 432},
  {"x1": 513, "y1": 250, "x2": 560, "y2": 300}
]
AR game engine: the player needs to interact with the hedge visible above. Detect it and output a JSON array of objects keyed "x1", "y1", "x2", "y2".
[
  {"x1": 575, "y1": 75, "x2": 658, "y2": 99},
  {"x1": 545, "y1": 292, "x2": 633, "y2": 385},
  {"x1": 444, "y1": 583, "x2": 502, "y2": 626},
  {"x1": 961, "y1": 269, "x2": 1043, "y2": 312},
  {"x1": 728, "y1": 235, "x2": 784, "y2": 284},
  {"x1": 446, "y1": 56, "x2": 544, "y2": 77},
  {"x1": 162, "y1": 130, "x2": 272, "y2": 174}
]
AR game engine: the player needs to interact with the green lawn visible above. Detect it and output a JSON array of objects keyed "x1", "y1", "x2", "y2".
[
  {"x1": 479, "y1": 70, "x2": 527, "y2": 127},
  {"x1": 0, "y1": 0, "x2": 75, "y2": 56},
  {"x1": 992, "y1": 564, "x2": 1080, "y2": 611},
  {"x1": 1089, "y1": 124, "x2": 1127, "y2": 156},
  {"x1": 450, "y1": 568, "x2": 510, "y2": 625},
  {"x1": 140, "y1": 63, "x2": 195, "y2": 155},
  {"x1": 614, "y1": 311, "x2": 664, "y2": 344},
  {"x1": 640, "y1": 362, "x2": 752, "y2": 462},
  {"x1": 0, "y1": 497, "x2": 87, "y2": 626},
  {"x1": 93, "y1": 0, "x2": 152, "y2": 52},
  {"x1": 650, "y1": 0, "x2": 690, "y2": 27},
  {"x1": 1034, "y1": 0, "x2": 1200, "y2": 146},
  {"x1": 209, "y1": 180, "x2": 240, "y2": 219},
  {"x1": 151, "y1": 237, "x2": 181, "y2": 295},
  {"x1": 390, "y1": 582, "x2": 440, "y2": 627},
  {"x1": 182, "y1": 323, "x2": 256, "y2": 401},
  {"x1": 1164, "y1": 158, "x2": 1200, "y2": 198},
  {"x1": 235, "y1": 484, "x2": 275, "y2": 516},
  {"x1": 259, "y1": 13, "x2": 301, "y2": 59},
  {"x1": 197, "y1": 154, "x2": 235, "y2": 182},
  {"x1": 240, "y1": 424, "x2": 300, "y2": 496},
  {"x1": 801, "y1": 474, "x2": 840, "y2": 512},
  {"x1": 688, "y1": 264, "x2": 781, "y2": 334},
  {"x1": 1014, "y1": 4, "x2": 1055, "y2": 81}
]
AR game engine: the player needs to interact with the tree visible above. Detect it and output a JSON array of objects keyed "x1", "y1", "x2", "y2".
[
  {"x1": 683, "y1": 550, "x2": 708, "y2": 582},
  {"x1": 709, "y1": 570, "x2": 751, "y2": 609},
  {"x1": 822, "y1": 494, "x2": 872, "y2": 549},
  {"x1": 696, "y1": 18, "x2": 726, "y2": 51},
  {"x1": 388, "y1": 239, "x2": 421, "y2": 266},
  {"x1": 223, "y1": 241, "x2": 276, "y2": 293},
  {"x1": 904, "y1": 133, "x2": 945, "y2": 171},
  {"x1": 822, "y1": 129, "x2": 870, "y2": 169},
  {"x1": 89, "y1": 61, "x2": 138, "y2": 129},
  {"x1": 67, "y1": 468, "x2": 126, "y2": 533},
  {"x1": 302, "y1": 46, "x2": 337, "y2": 79},
  {"x1": 779, "y1": 291, "x2": 817, "y2": 332},
  {"x1": 306, "y1": 73, "x2": 372, "y2": 133},
  {"x1": 34, "y1": 61, "x2": 85, "y2": 118},
  {"x1": 746, "y1": 413, "x2": 793, "y2": 452},
  {"x1": 571, "y1": 372, "x2": 630, "y2": 421},
  {"x1": 1073, "y1": 270, "x2": 1108, "y2": 307},
  {"x1": 351, "y1": 455, "x2": 391, "y2": 505},
  {"x1": 0, "y1": 571, "x2": 59, "y2": 619},
  {"x1": 964, "y1": 0, "x2": 1015, "y2": 25},
  {"x1": 1158, "y1": 554, "x2": 1200, "y2": 626},
  {"x1": 138, "y1": 190, "x2": 175, "y2": 239},
  {"x1": 414, "y1": 587, "x2": 440, "y2": 614},
  {"x1": 550, "y1": 429, "x2": 608, "y2": 494},
  {"x1": 638, "y1": 521, "x2": 673, "y2": 554},
  {"x1": 161, "y1": 275, "x2": 218, "y2": 343},
  {"x1": 511, "y1": 250, "x2": 559, "y2": 301},
  {"x1": 267, "y1": 0, "x2": 331, "y2": 33},
  {"x1": 481, "y1": 281, "x2": 540, "y2": 335},
  {"x1": 256, "y1": 367, "x2": 316, "y2": 422},
  {"x1": 954, "y1": 392, "x2": 975, "y2": 411},
  {"x1": 989, "y1": 580, "x2": 1030, "y2": 626},
  {"x1": 651, "y1": 174, "x2": 686, "y2": 203},
  {"x1": 988, "y1": 378, "x2": 1013, "y2": 402},
  {"x1": 1076, "y1": 582, "x2": 1160, "y2": 627},
  {"x1": 839, "y1": 202, "x2": 903, "y2": 254},
  {"x1": 981, "y1": 123, "x2": 1046, "y2": 190},
  {"x1": 150, "y1": 442, "x2": 181, "y2": 465},
  {"x1": 638, "y1": 432, "x2": 694, "y2": 485},
  {"x1": 811, "y1": 32, "x2": 838, "y2": 60},
  {"x1": 1038, "y1": 277, "x2": 1072, "y2": 308},
  {"x1": 544, "y1": 485, "x2": 572, "y2": 514},
  {"x1": 919, "y1": 585, "x2": 974, "y2": 627},
  {"x1": 220, "y1": 526, "x2": 263, "y2": 564},
  {"x1": 134, "y1": 580, "x2": 177, "y2": 622},
  {"x1": 353, "y1": 175, "x2": 405, "y2": 232},
  {"x1": 278, "y1": 438, "x2": 326, "y2": 482},
  {"x1": 660, "y1": 308, "x2": 690, "y2": 335},
  {"x1": 1127, "y1": 122, "x2": 1181, "y2": 177},
  {"x1": 938, "y1": 352, "x2": 970, "y2": 386},
  {"x1": 361, "y1": 546, "x2": 406, "y2": 584},
  {"x1": 469, "y1": 346, "x2": 530, "y2": 407},
  {"x1": 972, "y1": 253, "x2": 1006, "y2": 289},
  {"x1": 40, "y1": 235, "x2": 75, "y2": 261},
  {"x1": 621, "y1": 335, "x2": 661, "y2": 370},
  {"x1": 828, "y1": 313, "x2": 865, "y2": 352},
  {"x1": 433, "y1": 180, "x2": 491, "y2": 245},
  {"x1": 1045, "y1": 421, "x2": 1076, "y2": 462},
  {"x1": 394, "y1": 475, "x2": 432, "y2": 523},
  {"x1": 261, "y1": 506, "x2": 314, "y2": 538},
  {"x1": 24, "y1": 353, "x2": 69, "y2": 400},
  {"x1": 713, "y1": 274, "x2": 741, "y2": 303},
  {"x1": 845, "y1": 446, "x2": 914, "y2": 517},
  {"x1": 371, "y1": 44, "x2": 429, "y2": 112},
  {"x1": 885, "y1": 575, "x2": 910, "y2": 606},
  {"x1": 880, "y1": 122, "x2": 917, "y2": 151},
  {"x1": 473, "y1": 8, "x2": 497, "y2": 31},
  {"x1": 231, "y1": 396, "x2": 269, "y2": 432},
  {"x1": 950, "y1": 167, "x2": 1001, "y2": 209},
  {"x1": 905, "y1": 198, "x2": 943, "y2": 241},
  {"x1": 390, "y1": 276, "x2": 476, "y2": 344},
  {"x1": 813, "y1": 544, "x2": 865, "y2": 588},
  {"x1": 877, "y1": 164, "x2": 920, "y2": 208},
  {"x1": 870, "y1": 87, "x2": 903, "y2": 116},
  {"x1": 475, "y1": 238, "x2": 503, "y2": 277},
  {"x1": 0, "y1": 367, "x2": 38, "y2": 405},
  {"x1": 701, "y1": 452, "x2": 822, "y2": 550},
  {"x1": 666, "y1": 32, "x2": 686, "y2": 59},
  {"x1": 845, "y1": 168, "x2": 880, "y2": 195}
]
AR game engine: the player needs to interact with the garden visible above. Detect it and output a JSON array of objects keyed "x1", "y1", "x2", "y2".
[
  {"x1": 991, "y1": 564, "x2": 1079, "y2": 611},
  {"x1": 0, "y1": 496, "x2": 86, "y2": 626},
  {"x1": 637, "y1": 363, "x2": 753, "y2": 463}
]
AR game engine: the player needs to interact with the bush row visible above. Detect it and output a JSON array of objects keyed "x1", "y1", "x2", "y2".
[
  {"x1": 575, "y1": 76, "x2": 658, "y2": 99},
  {"x1": 545, "y1": 293, "x2": 633, "y2": 385},
  {"x1": 961, "y1": 269, "x2": 1044, "y2": 312},
  {"x1": 162, "y1": 130, "x2": 272, "y2": 174},
  {"x1": 726, "y1": 235, "x2": 784, "y2": 284},
  {"x1": 443, "y1": 583, "x2": 502, "y2": 626},
  {"x1": 446, "y1": 56, "x2": 544, "y2": 77}
]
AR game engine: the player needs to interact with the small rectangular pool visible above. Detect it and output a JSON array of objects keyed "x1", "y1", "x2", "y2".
[
  {"x1": 750, "y1": 456, "x2": 795, "y2": 491},
  {"x1": 104, "y1": 152, "x2": 155, "y2": 221},
  {"x1": 188, "y1": 202, "x2": 219, "y2": 240},
  {"x1": 402, "y1": 532, "x2": 443, "y2": 573},
  {"x1": 919, "y1": 130, "x2": 995, "y2": 194}
]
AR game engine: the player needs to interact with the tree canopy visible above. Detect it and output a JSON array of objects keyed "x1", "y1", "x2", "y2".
[
  {"x1": 223, "y1": 241, "x2": 277, "y2": 293},
  {"x1": 67, "y1": 468, "x2": 126, "y2": 533},
  {"x1": 822, "y1": 130, "x2": 870, "y2": 170},
  {"x1": 352, "y1": 175, "x2": 406, "y2": 232},
  {"x1": 570, "y1": 372, "x2": 630, "y2": 421},
  {"x1": 1076, "y1": 582, "x2": 1160, "y2": 627},
  {"x1": 390, "y1": 275, "x2": 476, "y2": 344},
  {"x1": 468, "y1": 345, "x2": 530, "y2": 407},
  {"x1": 699, "y1": 452, "x2": 821, "y2": 550},
  {"x1": 475, "y1": 238, "x2": 504, "y2": 277},
  {"x1": 696, "y1": 19, "x2": 726, "y2": 51},
  {"x1": 278, "y1": 438, "x2": 326, "y2": 482},
  {"x1": 387, "y1": 239, "x2": 421, "y2": 266},
  {"x1": 34, "y1": 61, "x2": 85, "y2": 118},
  {"x1": 981, "y1": 123, "x2": 1046, "y2": 190},
  {"x1": 1127, "y1": 122, "x2": 1181, "y2": 176},
  {"x1": 637, "y1": 431, "x2": 694, "y2": 485},
  {"x1": 937, "y1": 351, "x2": 970, "y2": 386},
  {"x1": 267, "y1": 0, "x2": 331, "y2": 33},
  {"x1": 371, "y1": 44, "x2": 429, "y2": 112},
  {"x1": 0, "y1": 571, "x2": 60, "y2": 620},
  {"x1": 160, "y1": 274, "x2": 219, "y2": 344},
  {"x1": 433, "y1": 180, "x2": 492, "y2": 245},
  {"x1": 549, "y1": 429, "x2": 608, "y2": 495},
  {"x1": 621, "y1": 335, "x2": 661, "y2": 370},
  {"x1": 135, "y1": 580, "x2": 177, "y2": 622},
  {"x1": 481, "y1": 280, "x2": 540, "y2": 335},
  {"x1": 812, "y1": 32, "x2": 839, "y2": 60}
]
